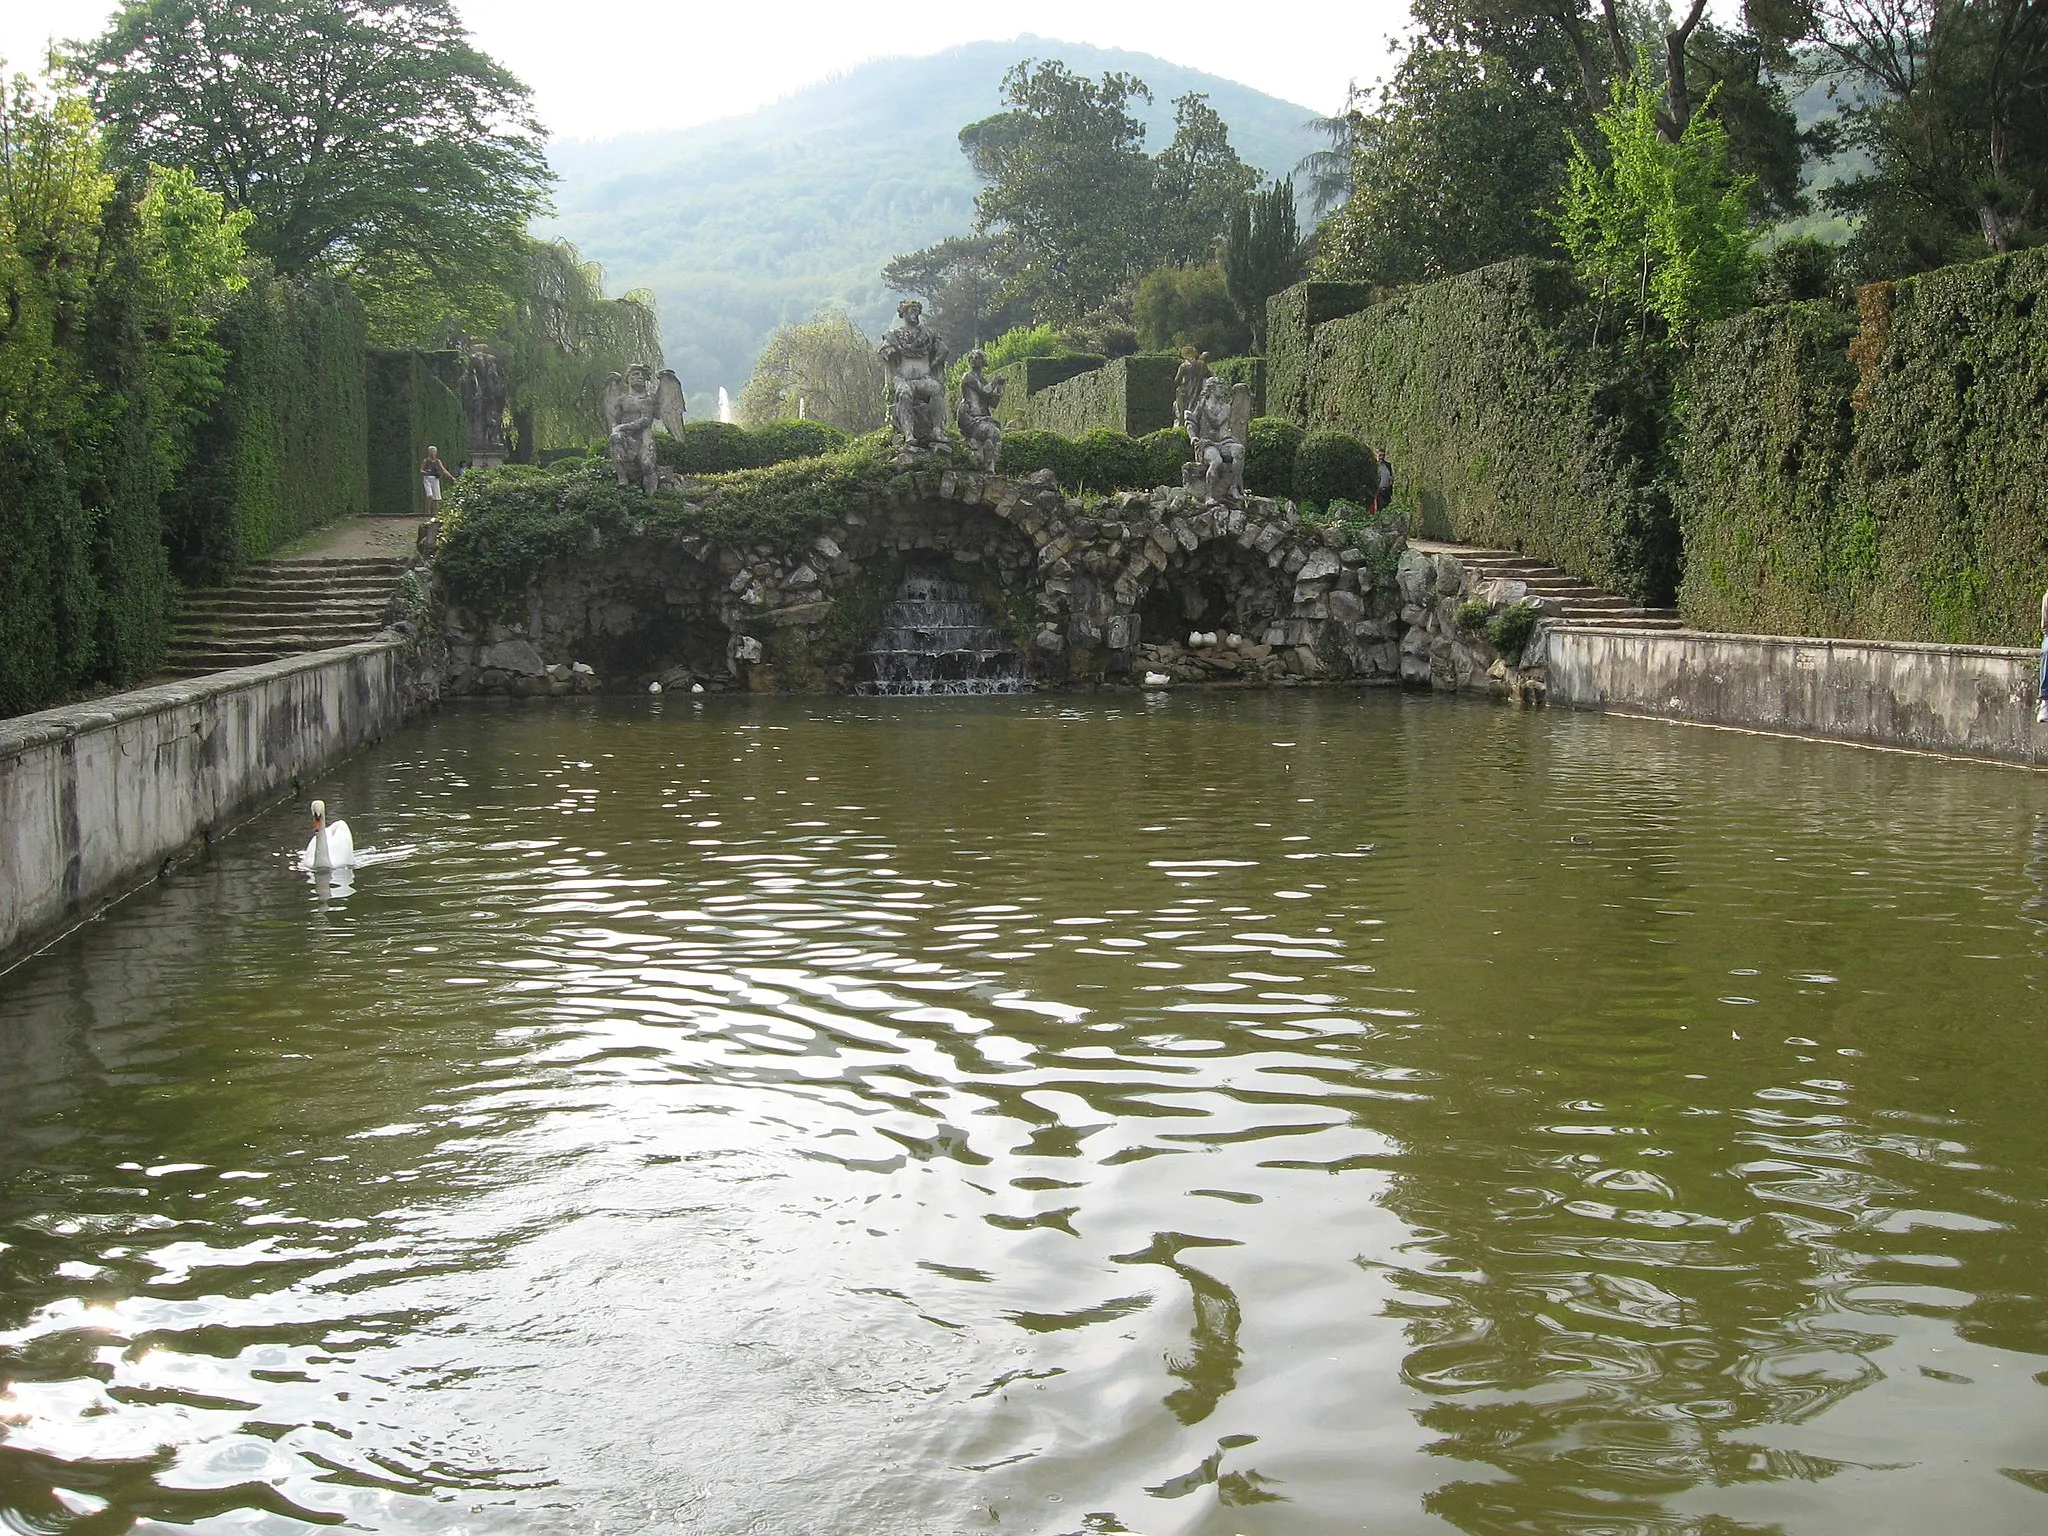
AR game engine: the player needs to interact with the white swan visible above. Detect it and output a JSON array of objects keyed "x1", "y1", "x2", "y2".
[{"x1": 302, "y1": 799, "x2": 356, "y2": 870}]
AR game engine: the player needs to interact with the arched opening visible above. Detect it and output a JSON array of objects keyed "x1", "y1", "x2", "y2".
[{"x1": 1137, "y1": 541, "x2": 1292, "y2": 648}]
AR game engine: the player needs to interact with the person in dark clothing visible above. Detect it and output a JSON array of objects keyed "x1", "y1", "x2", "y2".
[
  {"x1": 1375, "y1": 448, "x2": 1393, "y2": 514},
  {"x1": 421, "y1": 446, "x2": 454, "y2": 506}
]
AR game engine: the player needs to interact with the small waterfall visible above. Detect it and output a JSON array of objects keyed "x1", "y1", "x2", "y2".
[{"x1": 855, "y1": 570, "x2": 1029, "y2": 696}]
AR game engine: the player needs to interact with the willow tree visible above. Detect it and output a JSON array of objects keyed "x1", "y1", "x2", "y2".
[{"x1": 492, "y1": 239, "x2": 662, "y2": 457}]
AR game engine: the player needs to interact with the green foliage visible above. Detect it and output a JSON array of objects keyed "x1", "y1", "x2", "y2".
[
  {"x1": 1676, "y1": 246, "x2": 2048, "y2": 645},
  {"x1": 1222, "y1": 177, "x2": 1305, "y2": 352},
  {"x1": 1012, "y1": 354, "x2": 1180, "y2": 436},
  {"x1": 435, "y1": 436, "x2": 905, "y2": 617},
  {"x1": 1757, "y1": 235, "x2": 1842, "y2": 304},
  {"x1": 494, "y1": 238, "x2": 663, "y2": 456},
  {"x1": 947, "y1": 322, "x2": 1085, "y2": 392},
  {"x1": 1485, "y1": 602, "x2": 1538, "y2": 657},
  {"x1": 362, "y1": 344, "x2": 459, "y2": 525},
  {"x1": 1133, "y1": 263, "x2": 1250, "y2": 356},
  {"x1": 1288, "y1": 259, "x2": 1677, "y2": 603},
  {"x1": 882, "y1": 235, "x2": 1034, "y2": 360},
  {"x1": 1454, "y1": 598, "x2": 1490, "y2": 631},
  {"x1": 1312, "y1": 36, "x2": 1578, "y2": 289},
  {"x1": 654, "y1": 418, "x2": 849, "y2": 474},
  {"x1": 0, "y1": 427, "x2": 95, "y2": 715},
  {"x1": 1556, "y1": 64, "x2": 1758, "y2": 349},
  {"x1": 1070, "y1": 427, "x2": 1149, "y2": 493},
  {"x1": 80, "y1": 0, "x2": 551, "y2": 341},
  {"x1": 1244, "y1": 416, "x2": 1303, "y2": 498},
  {"x1": 965, "y1": 61, "x2": 1158, "y2": 322},
  {"x1": 1150, "y1": 93, "x2": 1258, "y2": 267},
  {"x1": 738, "y1": 310, "x2": 885, "y2": 433},
  {"x1": 995, "y1": 428, "x2": 1080, "y2": 488},
  {"x1": 170, "y1": 274, "x2": 371, "y2": 578},
  {"x1": 1136, "y1": 426, "x2": 1190, "y2": 487},
  {"x1": 1293, "y1": 429, "x2": 1376, "y2": 506}
]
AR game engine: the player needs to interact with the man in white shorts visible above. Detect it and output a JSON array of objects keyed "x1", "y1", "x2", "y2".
[{"x1": 421, "y1": 445, "x2": 452, "y2": 506}]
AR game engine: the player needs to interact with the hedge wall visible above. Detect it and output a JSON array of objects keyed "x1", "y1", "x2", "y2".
[
  {"x1": 1267, "y1": 281, "x2": 1378, "y2": 425},
  {"x1": 990, "y1": 354, "x2": 1106, "y2": 427},
  {"x1": 654, "y1": 418, "x2": 850, "y2": 474},
  {"x1": 1016, "y1": 354, "x2": 1181, "y2": 437},
  {"x1": 1294, "y1": 260, "x2": 1675, "y2": 604},
  {"x1": 1678, "y1": 248, "x2": 2048, "y2": 644},
  {"x1": 365, "y1": 346, "x2": 462, "y2": 523},
  {"x1": 165, "y1": 275, "x2": 370, "y2": 582}
]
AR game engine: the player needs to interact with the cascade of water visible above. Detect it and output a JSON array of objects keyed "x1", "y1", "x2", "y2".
[
  {"x1": 717, "y1": 387, "x2": 734, "y2": 424},
  {"x1": 854, "y1": 570, "x2": 1029, "y2": 696}
]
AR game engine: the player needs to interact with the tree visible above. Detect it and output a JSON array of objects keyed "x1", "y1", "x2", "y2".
[
  {"x1": 1133, "y1": 263, "x2": 1250, "y2": 356},
  {"x1": 1296, "y1": 83, "x2": 1367, "y2": 215},
  {"x1": 1555, "y1": 62, "x2": 1757, "y2": 349},
  {"x1": 1222, "y1": 178, "x2": 1306, "y2": 353},
  {"x1": 492, "y1": 239, "x2": 662, "y2": 458},
  {"x1": 738, "y1": 310, "x2": 885, "y2": 434},
  {"x1": 74, "y1": 0, "x2": 550, "y2": 337},
  {"x1": 880, "y1": 234, "x2": 1032, "y2": 357},
  {"x1": 1312, "y1": 35, "x2": 1581, "y2": 286},
  {"x1": 964, "y1": 61, "x2": 1157, "y2": 322},
  {"x1": 1150, "y1": 93, "x2": 1258, "y2": 267}
]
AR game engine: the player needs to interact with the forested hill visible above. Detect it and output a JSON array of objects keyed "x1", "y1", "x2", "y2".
[{"x1": 539, "y1": 38, "x2": 1323, "y2": 409}]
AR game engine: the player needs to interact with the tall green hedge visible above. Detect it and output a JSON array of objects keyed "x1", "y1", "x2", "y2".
[
  {"x1": 364, "y1": 345, "x2": 460, "y2": 524},
  {"x1": 1267, "y1": 281, "x2": 1378, "y2": 424},
  {"x1": 1015, "y1": 354, "x2": 1182, "y2": 437},
  {"x1": 990, "y1": 354, "x2": 1106, "y2": 426},
  {"x1": 654, "y1": 418, "x2": 850, "y2": 474},
  {"x1": 166, "y1": 275, "x2": 370, "y2": 581},
  {"x1": 1291, "y1": 261, "x2": 1675, "y2": 604},
  {"x1": 1678, "y1": 249, "x2": 2048, "y2": 644}
]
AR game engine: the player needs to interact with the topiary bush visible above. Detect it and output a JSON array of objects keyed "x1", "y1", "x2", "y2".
[
  {"x1": 1136, "y1": 426, "x2": 1189, "y2": 488},
  {"x1": 662, "y1": 421, "x2": 756, "y2": 473},
  {"x1": 749, "y1": 418, "x2": 849, "y2": 463},
  {"x1": 996, "y1": 428, "x2": 1082, "y2": 489},
  {"x1": 1071, "y1": 427, "x2": 1149, "y2": 493},
  {"x1": 1244, "y1": 417, "x2": 1304, "y2": 498},
  {"x1": 1293, "y1": 430, "x2": 1377, "y2": 508}
]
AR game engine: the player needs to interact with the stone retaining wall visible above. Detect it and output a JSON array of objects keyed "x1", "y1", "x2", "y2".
[
  {"x1": 0, "y1": 639, "x2": 431, "y2": 973},
  {"x1": 1541, "y1": 626, "x2": 2048, "y2": 765}
]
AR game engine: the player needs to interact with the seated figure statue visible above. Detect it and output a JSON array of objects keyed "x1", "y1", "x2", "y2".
[
  {"x1": 955, "y1": 346, "x2": 1006, "y2": 472},
  {"x1": 1184, "y1": 375, "x2": 1251, "y2": 503},
  {"x1": 878, "y1": 299, "x2": 949, "y2": 453}
]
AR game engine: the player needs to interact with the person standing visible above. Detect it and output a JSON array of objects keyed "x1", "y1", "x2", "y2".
[
  {"x1": 421, "y1": 445, "x2": 453, "y2": 508},
  {"x1": 2037, "y1": 585, "x2": 2048, "y2": 724},
  {"x1": 1375, "y1": 447, "x2": 1394, "y2": 515}
]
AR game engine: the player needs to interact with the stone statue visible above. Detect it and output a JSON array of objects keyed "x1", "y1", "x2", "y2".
[
  {"x1": 461, "y1": 344, "x2": 508, "y2": 467},
  {"x1": 956, "y1": 346, "x2": 1006, "y2": 472},
  {"x1": 1174, "y1": 348, "x2": 1211, "y2": 430},
  {"x1": 1184, "y1": 376, "x2": 1251, "y2": 504},
  {"x1": 601, "y1": 363, "x2": 686, "y2": 495},
  {"x1": 878, "y1": 299, "x2": 949, "y2": 454}
]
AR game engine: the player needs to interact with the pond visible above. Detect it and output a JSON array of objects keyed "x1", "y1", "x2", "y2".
[{"x1": 3, "y1": 692, "x2": 2046, "y2": 1536}]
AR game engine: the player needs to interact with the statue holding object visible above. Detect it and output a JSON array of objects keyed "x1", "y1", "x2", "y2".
[
  {"x1": 878, "y1": 299, "x2": 949, "y2": 455},
  {"x1": 1173, "y1": 348, "x2": 1211, "y2": 430},
  {"x1": 1184, "y1": 376, "x2": 1251, "y2": 504},
  {"x1": 461, "y1": 344, "x2": 508, "y2": 468},
  {"x1": 601, "y1": 363, "x2": 686, "y2": 494},
  {"x1": 956, "y1": 346, "x2": 1006, "y2": 472}
]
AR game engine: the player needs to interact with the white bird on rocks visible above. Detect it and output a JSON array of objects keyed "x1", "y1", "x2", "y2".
[{"x1": 302, "y1": 800, "x2": 356, "y2": 870}]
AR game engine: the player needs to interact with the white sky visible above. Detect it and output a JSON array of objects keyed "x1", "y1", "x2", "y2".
[{"x1": 4, "y1": 0, "x2": 1409, "y2": 141}]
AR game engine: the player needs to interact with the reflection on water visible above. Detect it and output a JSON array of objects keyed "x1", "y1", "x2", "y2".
[{"x1": 2, "y1": 692, "x2": 2045, "y2": 1536}]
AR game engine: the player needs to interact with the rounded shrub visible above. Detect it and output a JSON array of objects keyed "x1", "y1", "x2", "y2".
[
  {"x1": 997, "y1": 429, "x2": 1082, "y2": 489},
  {"x1": 750, "y1": 418, "x2": 849, "y2": 465},
  {"x1": 1244, "y1": 417, "x2": 1303, "y2": 499},
  {"x1": 1136, "y1": 427, "x2": 1189, "y2": 489},
  {"x1": 1293, "y1": 430, "x2": 1376, "y2": 507},
  {"x1": 660, "y1": 421, "x2": 757, "y2": 474},
  {"x1": 1071, "y1": 428, "x2": 1148, "y2": 493}
]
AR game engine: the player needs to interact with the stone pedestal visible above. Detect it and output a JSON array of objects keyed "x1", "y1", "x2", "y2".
[{"x1": 468, "y1": 451, "x2": 505, "y2": 473}]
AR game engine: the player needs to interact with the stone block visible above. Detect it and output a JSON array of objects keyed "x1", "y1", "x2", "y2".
[{"x1": 480, "y1": 638, "x2": 545, "y2": 676}]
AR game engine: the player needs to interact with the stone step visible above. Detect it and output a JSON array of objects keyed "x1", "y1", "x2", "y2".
[
  {"x1": 204, "y1": 577, "x2": 401, "y2": 597},
  {"x1": 178, "y1": 597, "x2": 389, "y2": 619},
  {"x1": 169, "y1": 626, "x2": 385, "y2": 650}
]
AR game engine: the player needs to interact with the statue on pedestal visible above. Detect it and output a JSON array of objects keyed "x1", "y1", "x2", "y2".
[
  {"x1": 878, "y1": 299, "x2": 949, "y2": 455},
  {"x1": 601, "y1": 363, "x2": 686, "y2": 495},
  {"x1": 1184, "y1": 376, "x2": 1251, "y2": 504},
  {"x1": 462, "y1": 344, "x2": 508, "y2": 468},
  {"x1": 1173, "y1": 348, "x2": 1211, "y2": 430},
  {"x1": 956, "y1": 346, "x2": 1006, "y2": 472}
]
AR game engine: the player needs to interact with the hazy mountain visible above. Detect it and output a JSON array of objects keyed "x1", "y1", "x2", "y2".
[{"x1": 538, "y1": 38, "x2": 1324, "y2": 410}]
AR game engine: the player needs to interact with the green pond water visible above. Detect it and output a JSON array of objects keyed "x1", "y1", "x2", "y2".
[{"x1": 3, "y1": 692, "x2": 2047, "y2": 1536}]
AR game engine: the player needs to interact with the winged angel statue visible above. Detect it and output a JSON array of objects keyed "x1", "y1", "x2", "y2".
[
  {"x1": 1184, "y1": 376, "x2": 1253, "y2": 504},
  {"x1": 602, "y1": 364, "x2": 686, "y2": 494}
]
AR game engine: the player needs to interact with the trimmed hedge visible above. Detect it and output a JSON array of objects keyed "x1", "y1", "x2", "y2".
[
  {"x1": 1678, "y1": 248, "x2": 2048, "y2": 644},
  {"x1": 1245, "y1": 417, "x2": 1303, "y2": 499},
  {"x1": 1294, "y1": 430, "x2": 1376, "y2": 508},
  {"x1": 164, "y1": 275, "x2": 369, "y2": 582},
  {"x1": 989, "y1": 354, "x2": 1106, "y2": 426},
  {"x1": 996, "y1": 426, "x2": 1188, "y2": 494},
  {"x1": 654, "y1": 418, "x2": 849, "y2": 475},
  {"x1": 1267, "y1": 281, "x2": 1379, "y2": 424},
  {"x1": 1207, "y1": 356, "x2": 1267, "y2": 418},
  {"x1": 1015, "y1": 354, "x2": 1181, "y2": 437},
  {"x1": 1292, "y1": 260, "x2": 1675, "y2": 604},
  {"x1": 364, "y1": 345, "x2": 461, "y2": 525}
]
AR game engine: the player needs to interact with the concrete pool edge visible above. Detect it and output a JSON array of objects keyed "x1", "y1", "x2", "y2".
[
  {"x1": 1541, "y1": 624, "x2": 2048, "y2": 768},
  {"x1": 0, "y1": 637, "x2": 432, "y2": 975}
]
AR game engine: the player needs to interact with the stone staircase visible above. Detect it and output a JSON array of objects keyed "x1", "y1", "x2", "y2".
[
  {"x1": 1409, "y1": 540, "x2": 1685, "y2": 633},
  {"x1": 162, "y1": 556, "x2": 411, "y2": 678}
]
